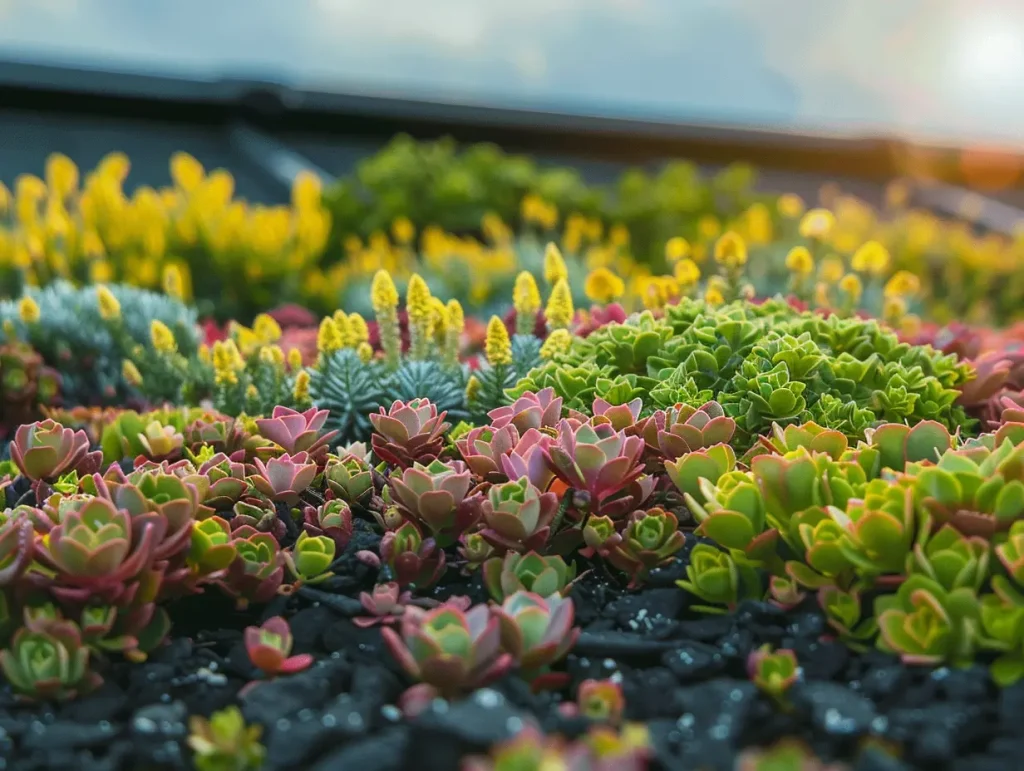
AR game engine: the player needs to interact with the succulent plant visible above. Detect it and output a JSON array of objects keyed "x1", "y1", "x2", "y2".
[
  {"x1": 187, "y1": 516, "x2": 238, "y2": 578},
  {"x1": 302, "y1": 499, "x2": 353, "y2": 550},
  {"x1": 543, "y1": 419, "x2": 644, "y2": 515},
  {"x1": 745, "y1": 420, "x2": 848, "y2": 463},
  {"x1": 456, "y1": 423, "x2": 521, "y2": 482},
  {"x1": 11, "y1": 419, "x2": 101, "y2": 482},
  {"x1": 908, "y1": 523, "x2": 990, "y2": 592},
  {"x1": 596, "y1": 507, "x2": 686, "y2": 586},
  {"x1": 0, "y1": 509, "x2": 35, "y2": 585},
  {"x1": 355, "y1": 582, "x2": 411, "y2": 628},
  {"x1": 996, "y1": 520, "x2": 1024, "y2": 588},
  {"x1": 828, "y1": 479, "x2": 916, "y2": 582},
  {"x1": 381, "y1": 602, "x2": 513, "y2": 713},
  {"x1": 905, "y1": 437, "x2": 1024, "y2": 538},
  {"x1": 479, "y1": 477, "x2": 560, "y2": 553},
  {"x1": 370, "y1": 397, "x2": 449, "y2": 469},
  {"x1": 248, "y1": 452, "x2": 317, "y2": 505},
  {"x1": 283, "y1": 531, "x2": 336, "y2": 585},
  {"x1": 98, "y1": 467, "x2": 201, "y2": 560},
  {"x1": 0, "y1": 613, "x2": 100, "y2": 700},
  {"x1": 748, "y1": 645, "x2": 799, "y2": 701},
  {"x1": 640, "y1": 401, "x2": 736, "y2": 459},
  {"x1": 219, "y1": 525, "x2": 285, "y2": 608},
  {"x1": 483, "y1": 551, "x2": 576, "y2": 602},
  {"x1": 379, "y1": 520, "x2": 446, "y2": 588},
  {"x1": 664, "y1": 443, "x2": 736, "y2": 503},
  {"x1": 309, "y1": 348, "x2": 387, "y2": 446},
  {"x1": 874, "y1": 574, "x2": 980, "y2": 667},
  {"x1": 575, "y1": 679, "x2": 626, "y2": 724},
  {"x1": 35, "y1": 496, "x2": 163, "y2": 605},
  {"x1": 254, "y1": 405, "x2": 338, "y2": 459},
  {"x1": 578, "y1": 397, "x2": 643, "y2": 433},
  {"x1": 857, "y1": 420, "x2": 953, "y2": 475},
  {"x1": 230, "y1": 500, "x2": 286, "y2": 542},
  {"x1": 817, "y1": 587, "x2": 877, "y2": 648},
  {"x1": 244, "y1": 616, "x2": 313, "y2": 677},
  {"x1": 494, "y1": 591, "x2": 579, "y2": 687},
  {"x1": 188, "y1": 706, "x2": 266, "y2": 771},
  {"x1": 735, "y1": 739, "x2": 848, "y2": 771},
  {"x1": 498, "y1": 428, "x2": 556, "y2": 492},
  {"x1": 323, "y1": 452, "x2": 374, "y2": 505},
  {"x1": 979, "y1": 577, "x2": 1024, "y2": 686},
  {"x1": 677, "y1": 543, "x2": 763, "y2": 613},
  {"x1": 389, "y1": 459, "x2": 482, "y2": 547},
  {"x1": 488, "y1": 388, "x2": 563, "y2": 433},
  {"x1": 100, "y1": 412, "x2": 185, "y2": 464}
]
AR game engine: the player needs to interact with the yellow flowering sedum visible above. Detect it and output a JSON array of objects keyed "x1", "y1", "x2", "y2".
[
  {"x1": 122, "y1": 359, "x2": 143, "y2": 386},
  {"x1": 785, "y1": 246, "x2": 814, "y2": 276},
  {"x1": 485, "y1": 316, "x2": 512, "y2": 367},
  {"x1": 543, "y1": 243, "x2": 568, "y2": 285},
  {"x1": 664, "y1": 237, "x2": 690, "y2": 263},
  {"x1": 540, "y1": 328, "x2": 572, "y2": 359},
  {"x1": 96, "y1": 286, "x2": 121, "y2": 321},
  {"x1": 513, "y1": 271, "x2": 541, "y2": 316},
  {"x1": 253, "y1": 313, "x2": 282, "y2": 344},
  {"x1": 584, "y1": 267, "x2": 625, "y2": 304},
  {"x1": 674, "y1": 258, "x2": 700, "y2": 287},
  {"x1": 465, "y1": 374, "x2": 481, "y2": 403},
  {"x1": 287, "y1": 348, "x2": 303, "y2": 371},
  {"x1": 162, "y1": 264, "x2": 184, "y2": 300},
  {"x1": 17, "y1": 297, "x2": 39, "y2": 324},
  {"x1": 317, "y1": 317, "x2": 344, "y2": 356},
  {"x1": 293, "y1": 370, "x2": 311, "y2": 402},
  {"x1": 799, "y1": 208, "x2": 836, "y2": 240},
  {"x1": 357, "y1": 342, "x2": 374, "y2": 364},
  {"x1": 348, "y1": 313, "x2": 369, "y2": 345},
  {"x1": 406, "y1": 273, "x2": 435, "y2": 360},
  {"x1": 370, "y1": 269, "x2": 399, "y2": 314},
  {"x1": 545, "y1": 278, "x2": 574, "y2": 331},
  {"x1": 852, "y1": 241, "x2": 891, "y2": 276},
  {"x1": 150, "y1": 320, "x2": 177, "y2": 354},
  {"x1": 714, "y1": 232, "x2": 747, "y2": 269}
]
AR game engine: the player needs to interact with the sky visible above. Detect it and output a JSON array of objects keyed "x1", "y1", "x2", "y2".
[{"x1": 0, "y1": 0, "x2": 1022, "y2": 147}]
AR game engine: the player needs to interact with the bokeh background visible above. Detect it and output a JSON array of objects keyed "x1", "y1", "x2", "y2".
[{"x1": 1, "y1": 0, "x2": 1022, "y2": 148}]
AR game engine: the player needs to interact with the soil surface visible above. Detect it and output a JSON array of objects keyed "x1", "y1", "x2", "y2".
[{"x1": 2, "y1": 530, "x2": 1019, "y2": 771}]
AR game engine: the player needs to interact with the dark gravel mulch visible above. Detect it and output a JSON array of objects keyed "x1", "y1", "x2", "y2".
[{"x1": 1, "y1": 533, "x2": 1020, "y2": 771}]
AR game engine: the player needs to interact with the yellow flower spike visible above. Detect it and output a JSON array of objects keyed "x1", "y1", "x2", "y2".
[
  {"x1": 664, "y1": 237, "x2": 690, "y2": 264},
  {"x1": 150, "y1": 320, "x2": 177, "y2": 354},
  {"x1": 883, "y1": 295, "x2": 908, "y2": 324},
  {"x1": 777, "y1": 193, "x2": 806, "y2": 219},
  {"x1": 292, "y1": 370, "x2": 311, "y2": 402},
  {"x1": 545, "y1": 278, "x2": 574, "y2": 331},
  {"x1": 332, "y1": 311, "x2": 355, "y2": 347},
  {"x1": 798, "y1": 208, "x2": 836, "y2": 240},
  {"x1": 391, "y1": 216, "x2": 415, "y2": 245},
  {"x1": 370, "y1": 269, "x2": 399, "y2": 313},
  {"x1": 485, "y1": 316, "x2": 513, "y2": 367},
  {"x1": 465, "y1": 374, "x2": 481, "y2": 403},
  {"x1": 122, "y1": 360, "x2": 143, "y2": 387},
  {"x1": 18, "y1": 297, "x2": 40, "y2": 324},
  {"x1": 357, "y1": 342, "x2": 374, "y2": 364},
  {"x1": 45, "y1": 154, "x2": 79, "y2": 197},
  {"x1": 543, "y1": 243, "x2": 568, "y2": 285},
  {"x1": 258, "y1": 346, "x2": 284, "y2": 368},
  {"x1": 317, "y1": 317, "x2": 344, "y2": 356},
  {"x1": 291, "y1": 171, "x2": 322, "y2": 210},
  {"x1": 348, "y1": 313, "x2": 369, "y2": 345},
  {"x1": 162, "y1": 264, "x2": 184, "y2": 301},
  {"x1": 96, "y1": 286, "x2": 121, "y2": 321},
  {"x1": 839, "y1": 273, "x2": 863, "y2": 303},
  {"x1": 246, "y1": 384, "x2": 260, "y2": 402},
  {"x1": 253, "y1": 313, "x2": 283, "y2": 345},
  {"x1": 704, "y1": 286, "x2": 725, "y2": 306},
  {"x1": 513, "y1": 271, "x2": 541, "y2": 316},
  {"x1": 198, "y1": 344, "x2": 211, "y2": 365},
  {"x1": 851, "y1": 240, "x2": 891, "y2": 276},
  {"x1": 406, "y1": 273, "x2": 435, "y2": 360},
  {"x1": 884, "y1": 270, "x2": 921, "y2": 298},
  {"x1": 429, "y1": 298, "x2": 449, "y2": 347},
  {"x1": 287, "y1": 348, "x2": 303, "y2": 371},
  {"x1": 674, "y1": 258, "x2": 701, "y2": 287},
  {"x1": 584, "y1": 267, "x2": 625, "y2": 305},
  {"x1": 540, "y1": 328, "x2": 572, "y2": 360},
  {"x1": 819, "y1": 255, "x2": 845, "y2": 284},
  {"x1": 713, "y1": 231, "x2": 748, "y2": 269},
  {"x1": 170, "y1": 152, "x2": 205, "y2": 193},
  {"x1": 785, "y1": 246, "x2": 815, "y2": 276},
  {"x1": 697, "y1": 214, "x2": 721, "y2": 241},
  {"x1": 442, "y1": 299, "x2": 464, "y2": 370},
  {"x1": 813, "y1": 282, "x2": 831, "y2": 309}
]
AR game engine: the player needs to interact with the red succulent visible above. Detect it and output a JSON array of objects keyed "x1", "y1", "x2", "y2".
[
  {"x1": 370, "y1": 398, "x2": 449, "y2": 469},
  {"x1": 11, "y1": 420, "x2": 101, "y2": 482},
  {"x1": 244, "y1": 616, "x2": 313, "y2": 677}
]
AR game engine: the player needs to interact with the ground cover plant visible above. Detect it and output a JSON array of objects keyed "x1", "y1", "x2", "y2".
[{"x1": 0, "y1": 142, "x2": 1024, "y2": 770}]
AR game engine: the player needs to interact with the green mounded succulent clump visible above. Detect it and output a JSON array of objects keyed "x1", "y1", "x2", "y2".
[
  {"x1": 513, "y1": 297, "x2": 973, "y2": 448},
  {"x1": 0, "y1": 281, "x2": 199, "y2": 406}
]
